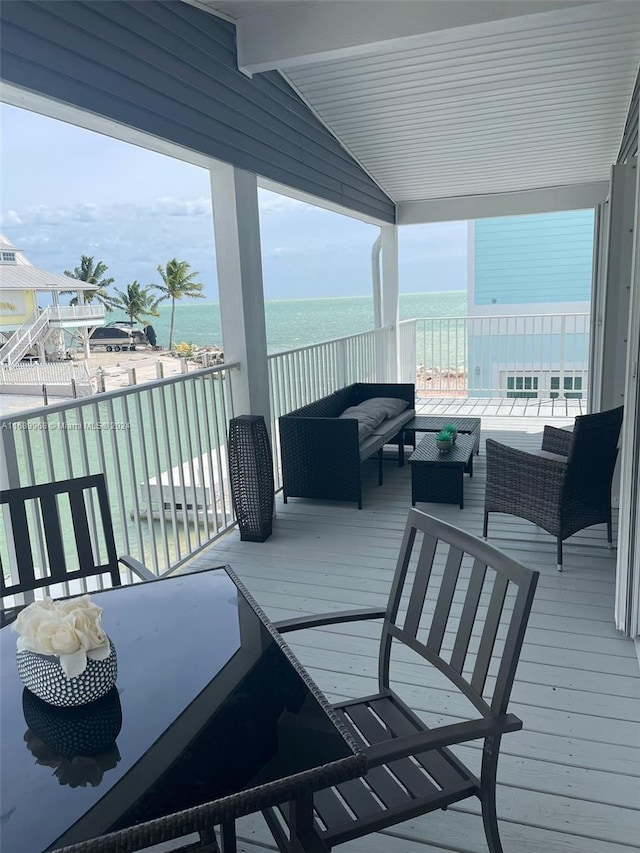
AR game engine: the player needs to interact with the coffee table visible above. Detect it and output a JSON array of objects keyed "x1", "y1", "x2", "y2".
[
  {"x1": 408, "y1": 433, "x2": 475, "y2": 509},
  {"x1": 403, "y1": 416, "x2": 481, "y2": 457}
]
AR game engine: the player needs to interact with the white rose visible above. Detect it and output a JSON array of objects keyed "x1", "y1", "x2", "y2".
[
  {"x1": 16, "y1": 614, "x2": 61, "y2": 655},
  {"x1": 46, "y1": 617, "x2": 83, "y2": 657},
  {"x1": 13, "y1": 594, "x2": 111, "y2": 677},
  {"x1": 58, "y1": 595, "x2": 103, "y2": 620},
  {"x1": 13, "y1": 598, "x2": 59, "y2": 644},
  {"x1": 68, "y1": 609, "x2": 107, "y2": 653}
]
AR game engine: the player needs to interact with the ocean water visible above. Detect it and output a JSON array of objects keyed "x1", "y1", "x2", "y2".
[{"x1": 125, "y1": 291, "x2": 466, "y2": 353}]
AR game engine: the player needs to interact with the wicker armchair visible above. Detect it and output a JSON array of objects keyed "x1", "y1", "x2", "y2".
[{"x1": 483, "y1": 406, "x2": 623, "y2": 571}]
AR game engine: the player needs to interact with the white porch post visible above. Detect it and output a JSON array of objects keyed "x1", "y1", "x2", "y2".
[
  {"x1": 615, "y1": 156, "x2": 640, "y2": 639},
  {"x1": 381, "y1": 224, "x2": 399, "y2": 382},
  {"x1": 209, "y1": 164, "x2": 271, "y2": 428},
  {"x1": 598, "y1": 161, "x2": 637, "y2": 414}
]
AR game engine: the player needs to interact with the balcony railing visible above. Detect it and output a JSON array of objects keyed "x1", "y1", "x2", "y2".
[
  {"x1": 0, "y1": 363, "x2": 238, "y2": 587},
  {"x1": 267, "y1": 326, "x2": 392, "y2": 489},
  {"x1": 1, "y1": 313, "x2": 589, "y2": 589},
  {"x1": 400, "y1": 313, "x2": 590, "y2": 398},
  {"x1": 48, "y1": 305, "x2": 105, "y2": 322}
]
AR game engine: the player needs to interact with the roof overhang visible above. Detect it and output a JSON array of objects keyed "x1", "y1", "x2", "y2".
[{"x1": 204, "y1": 0, "x2": 640, "y2": 215}]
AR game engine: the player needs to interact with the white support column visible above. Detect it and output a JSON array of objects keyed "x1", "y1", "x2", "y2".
[
  {"x1": 380, "y1": 224, "x2": 399, "y2": 382},
  {"x1": 599, "y1": 161, "x2": 637, "y2": 414},
  {"x1": 210, "y1": 164, "x2": 271, "y2": 427},
  {"x1": 615, "y1": 156, "x2": 640, "y2": 638}
]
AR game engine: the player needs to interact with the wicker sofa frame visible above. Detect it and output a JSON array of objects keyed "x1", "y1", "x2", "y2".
[
  {"x1": 483, "y1": 406, "x2": 623, "y2": 571},
  {"x1": 279, "y1": 382, "x2": 415, "y2": 509}
]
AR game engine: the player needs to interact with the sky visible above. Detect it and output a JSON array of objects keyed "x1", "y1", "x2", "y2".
[{"x1": 0, "y1": 104, "x2": 467, "y2": 301}]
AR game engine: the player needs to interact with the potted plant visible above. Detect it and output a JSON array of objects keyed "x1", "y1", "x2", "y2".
[
  {"x1": 443, "y1": 423, "x2": 458, "y2": 442},
  {"x1": 435, "y1": 430, "x2": 453, "y2": 454}
]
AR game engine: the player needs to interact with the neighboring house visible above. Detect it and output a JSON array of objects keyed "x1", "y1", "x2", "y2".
[
  {"x1": 467, "y1": 210, "x2": 594, "y2": 398},
  {"x1": 0, "y1": 235, "x2": 105, "y2": 365}
]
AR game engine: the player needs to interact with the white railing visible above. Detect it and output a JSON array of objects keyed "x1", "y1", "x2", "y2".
[
  {"x1": 0, "y1": 308, "x2": 50, "y2": 365},
  {"x1": 398, "y1": 319, "x2": 417, "y2": 384},
  {"x1": 0, "y1": 363, "x2": 239, "y2": 583},
  {"x1": 48, "y1": 305, "x2": 105, "y2": 323},
  {"x1": 267, "y1": 326, "x2": 392, "y2": 489},
  {"x1": 400, "y1": 313, "x2": 590, "y2": 398},
  {"x1": 0, "y1": 360, "x2": 92, "y2": 393}
]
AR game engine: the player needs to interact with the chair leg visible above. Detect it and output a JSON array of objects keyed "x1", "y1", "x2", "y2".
[
  {"x1": 557, "y1": 538, "x2": 563, "y2": 572},
  {"x1": 607, "y1": 515, "x2": 614, "y2": 549},
  {"x1": 483, "y1": 511, "x2": 489, "y2": 539},
  {"x1": 480, "y1": 735, "x2": 504, "y2": 853}
]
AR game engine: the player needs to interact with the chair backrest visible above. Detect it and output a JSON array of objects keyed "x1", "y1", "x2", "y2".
[
  {"x1": 564, "y1": 406, "x2": 623, "y2": 495},
  {"x1": 0, "y1": 474, "x2": 120, "y2": 601},
  {"x1": 380, "y1": 509, "x2": 539, "y2": 716}
]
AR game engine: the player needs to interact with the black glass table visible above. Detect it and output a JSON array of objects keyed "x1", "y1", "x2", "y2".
[{"x1": 0, "y1": 568, "x2": 365, "y2": 853}]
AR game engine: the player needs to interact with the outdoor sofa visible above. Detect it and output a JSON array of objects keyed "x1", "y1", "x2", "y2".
[{"x1": 279, "y1": 382, "x2": 415, "y2": 508}]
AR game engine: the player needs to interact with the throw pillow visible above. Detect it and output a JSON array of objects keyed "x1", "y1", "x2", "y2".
[
  {"x1": 356, "y1": 397, "x2": 409, "y2": 420},
  {"x1": 338, "y1": 405, "x2": 386, "y2": 440}
]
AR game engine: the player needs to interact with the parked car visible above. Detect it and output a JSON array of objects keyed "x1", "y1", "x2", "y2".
[{"x1": 89, "y1": 323, "x2": 147, "y2": 351}]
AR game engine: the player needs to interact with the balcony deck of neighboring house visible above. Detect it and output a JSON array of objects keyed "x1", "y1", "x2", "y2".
[{"x1": 185, "y1": 402, "x2": 639, "y2": 853}]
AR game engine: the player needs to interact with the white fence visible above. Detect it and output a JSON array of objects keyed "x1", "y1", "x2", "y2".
[
  {"x1": 0, "y1": 360, "x2": 93, "y2": 396},
  {"x1": 0, "y1": 363, "x2": 238, "y2": 585}
]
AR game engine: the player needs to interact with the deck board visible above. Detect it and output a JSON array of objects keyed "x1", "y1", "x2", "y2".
[{"x1": 186, "y1": 405, "x2": 640, "y2": 853}]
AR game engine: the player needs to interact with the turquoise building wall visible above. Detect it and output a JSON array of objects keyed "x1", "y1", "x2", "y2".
[
  {"x1": 470, "y1": 210, "x2": 594, "y2": 396},
  {"x1": 473, "y1": 210, "x2": 595, "y2": 306}
]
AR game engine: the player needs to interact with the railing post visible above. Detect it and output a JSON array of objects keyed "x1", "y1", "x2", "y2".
[
  {"x1": 128, "y1": 367, "x2": 137, "y2": 386},
  {"x1": 336, "y1": 339, "x2": 346, "y2": 387},
  {"x1": 156, "y1": 360, "x2": 164, "y2": 379},
  {"x1": 42, "y1": 384, "x2": 48, "y2": 405}
]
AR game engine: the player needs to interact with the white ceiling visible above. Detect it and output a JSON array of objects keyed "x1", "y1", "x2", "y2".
[{"x1": 196, "y1": 1, "x2": 640, "y2": 207}]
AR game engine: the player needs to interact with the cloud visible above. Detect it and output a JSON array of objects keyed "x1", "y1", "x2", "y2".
[
  {"x1": 148, "y1": 197, "x2": 210, "y2": 217},
  {"x1": 258, "y1": 191, "x2": 312, "y2": 215},
  {"x1": 1, "y1": 194, "x2": 468, "y2": 300},
  {"x1": 0, "y1": 210, "x2": 23, "y2": 227}
]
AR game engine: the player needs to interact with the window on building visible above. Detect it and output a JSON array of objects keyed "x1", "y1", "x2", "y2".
[
  {"x1": 550, "y1": 376, "x2": 583, "y2": 399},
  {"x1": 506, "y1": 376, "x2": 539, "y2": 398},
  {"x1": 0, "y1": 251, "x2": 17, "y2": 263}
]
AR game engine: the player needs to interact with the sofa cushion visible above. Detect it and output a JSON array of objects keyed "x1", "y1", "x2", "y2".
[
  {"x1": 360, "y1": 408, "x2": 415, "y2": 460},
  {"x1": 357, "y1": 397, "x2": 410, "y2": 419},
  {"x1": 339, "y1": 404, "x2": 386, "y2": 440}
]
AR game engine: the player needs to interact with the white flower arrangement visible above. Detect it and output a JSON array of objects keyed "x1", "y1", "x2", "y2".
[{"x1": 13, "y1": 596, "x2": 111, "y2": 679}]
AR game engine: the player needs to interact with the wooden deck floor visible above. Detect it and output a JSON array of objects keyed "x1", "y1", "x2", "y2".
[{"x1": 187, "y1": 403, "x2": 639, "y2": 853}]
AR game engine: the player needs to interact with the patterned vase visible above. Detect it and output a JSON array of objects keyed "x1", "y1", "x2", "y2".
[{"x1": 17, "y1": 638, "x2": 117, "y2": 707}]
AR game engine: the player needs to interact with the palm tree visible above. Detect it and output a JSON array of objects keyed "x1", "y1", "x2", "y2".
[
  {"x1": 109, "y1": 281, "x2": 161, "y2": 325},
  {"x1": 64, "y1": 256, "x2": 116, "y2": 310},
  {"x1": 155, "y1": 258, "x2": 205, "y2": 348}
]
